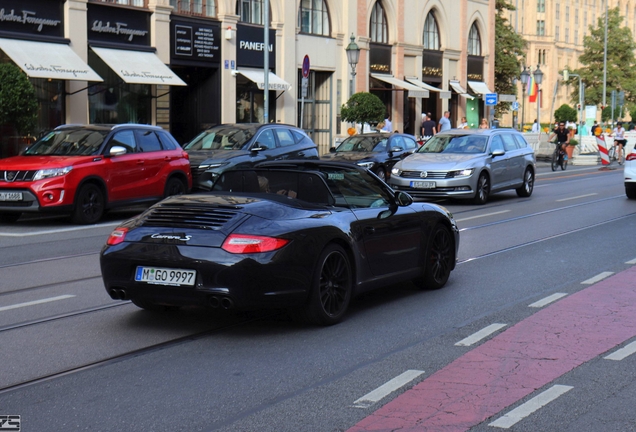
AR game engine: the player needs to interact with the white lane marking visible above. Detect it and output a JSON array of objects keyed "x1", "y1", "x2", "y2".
[
  {"x1": 528, "y1": 293, "x2": 568, "y2": 308},
  {"x1": 455, "y1": 323, "x2": 507, "y2": 347},
  {"x1": 556, "y1": 193, "x2": 598, "y2": 202},
  {"x1": 353, "y1": 370, "x2": 425, "y2": 408},
  {"x1": 0, "y1": 295, "x2": 76, "y2": 312},
  {"x1": 489, "y1": 385, "x2": 574, "y2": 429},
  {"x1": 626, "y1": 258, "x2": 636, "y2": 265},
  {"x1": 581, "y1": 271, "x2": 614, "y2": 285},
  {"x1": 455, "y1": 210, "x2": 510, "y2": 223},
  {"x1": 0, "y1": 221, "x2": 120, "y2": 237},
  {"x1": 604, "y1": 341, "x2": 636, "y2": 361}
]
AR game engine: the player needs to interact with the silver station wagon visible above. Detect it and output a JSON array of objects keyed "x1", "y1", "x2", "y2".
[{"x1": 389, "y1": 129, "x2": 536, "y2": 204}]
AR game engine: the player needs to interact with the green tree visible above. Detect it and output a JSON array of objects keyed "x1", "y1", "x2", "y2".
[
  {"x1": 570, "y1": 7, "x2": 636, "y2": 108},
  {"x1": 554, "y1": 104, "x2": 578, "y2": 123},
  {"x1": 0, "y1": 63, "x2": 38, "y2": 135},
  {"x1": 494, "y1": 0, "x2": 527, "y2": 116},
  {"x1": 340, "y1": 92, "x2": 385, "y2": 128}
]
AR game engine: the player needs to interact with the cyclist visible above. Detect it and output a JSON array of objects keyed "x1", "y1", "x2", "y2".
[
  {"x1": 549, "y1": 121, "x2": 570, "y2": 162},
  {"x1": 610, "y1": 121, "x2": 627, "y2": 165}
]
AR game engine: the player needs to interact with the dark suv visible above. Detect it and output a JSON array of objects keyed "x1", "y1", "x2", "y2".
[
  {"x1": 184, "y1": 123, "x2": 319, "y2": 190},
  {"x1": 0, "y1": 124, "x2": 192, "y2": 224}
]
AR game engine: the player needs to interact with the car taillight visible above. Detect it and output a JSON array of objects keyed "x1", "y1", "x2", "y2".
[
  {"x1": 182, "y1": 151, "x2": 189, "y2": 160},
  {"x1": 222, "y1": 234, "x2": 290, "y2": 254},
  {"x1": 626, "y1": 153, "x2": 636, "y2": 161},
  {"x1": 106, "y1": 228, "x2": 129, "y2": 246}
]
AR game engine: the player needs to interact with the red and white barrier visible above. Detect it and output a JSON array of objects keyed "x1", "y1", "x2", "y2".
[{"x1": 596, "y1": 134, "x2": 609, "y2": 165}]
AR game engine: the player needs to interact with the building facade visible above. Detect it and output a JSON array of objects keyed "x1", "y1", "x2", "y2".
[
  {"x1": 0, "y1": 0, "x2": 494, "y2": 156},
  {"x1": 510, "y1": 0, "x2": 633, "y2": 126}
]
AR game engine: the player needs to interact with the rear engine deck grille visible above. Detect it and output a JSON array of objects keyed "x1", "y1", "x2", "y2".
[{"x1": 140, "y1": 204, "x2": 241, "y2": 229}]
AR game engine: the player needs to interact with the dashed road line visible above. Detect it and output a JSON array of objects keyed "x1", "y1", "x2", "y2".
[
  {"x1": 455, "y1": 210, "x2": 510, "y2": 223},
  {"x1": 0, "y1": 295, "x2": 76, "y2": 312},
  {"x1": 556, "y1": 193, "x2": 598, "y2": 202},
  {"x1": 529, "y1": 293, "x2": 567, "y2": 308},
  {"x1": 581, "y1": 271, "x2": 614, "y2": 285},
  {"x1": 455, "y1": 323, "x2": 507, "y2": 347},
  {"x1": 489, "y1": 385, "x2": 574, "y2": 429},
  {"x1": 352, "y1": 370, "x2": 425, "y2": 408},
  {"x1": 604, "y1": 341, "x2": 636, "y2": 361},
  {"x1": 626, "y1": 258, "x2": 636, "y2": 265}
]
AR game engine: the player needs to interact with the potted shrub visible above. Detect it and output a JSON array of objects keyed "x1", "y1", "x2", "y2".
[
  {"x1": 340, "y1": 92, "x2": 385, "y2": 133},
  {"x1": 566, "y1": 138, "x2": 578, "y2": 159}
]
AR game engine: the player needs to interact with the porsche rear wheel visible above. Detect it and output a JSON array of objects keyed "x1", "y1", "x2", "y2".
[
  {"x1": 303, "y1": 244, "x2": 352, "y2": 326},
  {"x1": 420, "y1": 224, "x2": 453, "y2": 290}
]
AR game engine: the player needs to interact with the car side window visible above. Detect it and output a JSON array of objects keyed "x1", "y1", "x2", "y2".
[
  {"x1": 134, "y1": 130, "x2": 163, "y2": 152},
  {"x1": 391, "y1": 136, "x2": 405, "y2": 151},
  {"x1": 501, "y1": 134, "x2": 519, "y2": 151},
  {"x1": 291, "y1": 129, "x2": 308, "y2": 143},
  {"x1": 322, "y1": 168, "x2": 393, "y2": 209},
  {"x1": 255, "y1": 130, "x2": 276, "y2": 150},
  {"x1": 275, "y1": 129, "x2": 296, "y2": 147},
  {"x1": 490, "y1": 135, "x2": 505, "y2": 153},
  {"x1": 404, "y1": 137, "x2": 418, "y2": 150},
  {"x1": 157, "y1": 131, "x2": 178, "y2": 150},
  {"x1": 110, "y1": 130, "x2": 137, "y2": 154},
  {"x1": 513, "y1": 134, "x2": 529, "y2": 148}
]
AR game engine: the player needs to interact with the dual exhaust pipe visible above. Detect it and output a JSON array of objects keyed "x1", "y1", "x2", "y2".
[
  {"x1": 109, "y1": 288, "x2": 128, "y2": 300},
  {"x1": 208, "y1": 295, "x2": 234, "y2": 310}
]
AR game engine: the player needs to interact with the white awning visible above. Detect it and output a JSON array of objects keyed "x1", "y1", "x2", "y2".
[
  {"x1": 91, "y1": 47, "x2": 186, "y2": 86},
  {"x1": 236, "y1": 70, "x2": 292, "y2": 91},
  {"x1": 0, "y1": 38, "x2": 103, "y2": 82},
  {"x1": 371, "y1": 74, "x2": 429, "y2": 98},
  {"x1": 449, "y1": 80, "x2": 474, "y2": 100},
  {"x1": 405, "y1": 77, "x2": 441, "y2": 92},
  {"x1": 468, "y1": 81, "x2": 494, "y2": 95}
]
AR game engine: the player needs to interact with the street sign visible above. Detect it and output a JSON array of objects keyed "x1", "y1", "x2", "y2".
[
  {"x1": 301, "y1": 77, "x2": 308, "y2": 98},
  {"x1": 485, "y1": 93, "x2": 498, "y2": 106},
  {"x1": 302, "y1": 55, "x2": 310, "y2": 78},
  {"x1": 499, "y1": 94, "x2": 516, "y2": 102},
  {"x1": 511, "y1": 101, "x2": 520, "y2": 111}
]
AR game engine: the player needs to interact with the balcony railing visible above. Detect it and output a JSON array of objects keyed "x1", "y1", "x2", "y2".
[
  {"x1": 170, "y1": 0, "x2": 216, "y2": 17},
  {"x1": 91, "y1": 0, "x2": 148, "y2": 7}
]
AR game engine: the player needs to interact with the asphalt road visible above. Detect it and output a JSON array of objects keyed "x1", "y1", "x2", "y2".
[{"x1": 0, "y1": 163, "x2": 635, "y2": 431}]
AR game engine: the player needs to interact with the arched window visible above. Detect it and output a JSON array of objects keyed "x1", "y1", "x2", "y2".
[
  {"x1": 238, "y1": 0, "x2": 264, "y2": 24},
  {"x1": 423, "y1": 11, "x2": 439, "y2": 50},
  {"x1": 370, "y1": 2, "x2": 388, "y2": 43},
  {"x1": 468, "y1": 23, "x2": 481, "y2": 56},
  {"x1": 299, "y1": 0, "x2": 330, "y2": 36}
]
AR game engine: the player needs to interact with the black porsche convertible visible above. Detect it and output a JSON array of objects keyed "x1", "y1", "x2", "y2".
[{"x1": 100, "y1": 160, "x2": 459, "y2": 325}]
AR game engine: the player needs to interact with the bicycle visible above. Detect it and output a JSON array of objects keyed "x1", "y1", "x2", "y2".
[
  {"x1": 608, "y1": 139, "x2": 626, "y2": 165},
  {"x1": 550, "y1": 141, "x2": 568, "y2": 171}
]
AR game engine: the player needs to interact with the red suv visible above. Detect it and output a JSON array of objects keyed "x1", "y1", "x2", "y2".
[{"x1": 0, "y1": 124, "x2": 192, "y2": 224}]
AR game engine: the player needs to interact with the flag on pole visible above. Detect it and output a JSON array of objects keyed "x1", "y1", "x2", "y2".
[{"x1": 529, "y1": 83, "x2": 539, "y2": 103}]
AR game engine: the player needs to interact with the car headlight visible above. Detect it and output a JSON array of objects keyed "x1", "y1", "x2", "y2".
[
  {"x1": 356, "y1": 161, "x2": 375, "y2": 169},
  {"x1": 199, "y1": 162, "x2": 227, "y2": 170},
  {"x1": 391, "y1": 167, "x2": 402, "y2": 176},
  {"x1": 448, "y1": 168, "x2": 474, "y2": 178},
  {"x1": 33, "y1": 166, "x2": 73, "y2": 180}
]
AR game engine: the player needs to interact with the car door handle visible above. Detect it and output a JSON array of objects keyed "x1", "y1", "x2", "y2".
[
  {"x1": 364, "y1": 226, "x2": 376, "y2": 235},
  {"x1": 137, "y1": 160, "x2": 145, "y2": 165}
]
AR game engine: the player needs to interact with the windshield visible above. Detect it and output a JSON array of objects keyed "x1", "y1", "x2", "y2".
[
  {"x1": 24, "y1": 129, "x2": 108, "y2": 156},
  {"x1": 184, "y1": 126, "x2": 256, "y2": 151},
  {"x1": 336, "y1": 136, "x2": 387, "y2": 153},
  {"x1": 417, "y1": 135, "x2": 487, "y2": 154}
]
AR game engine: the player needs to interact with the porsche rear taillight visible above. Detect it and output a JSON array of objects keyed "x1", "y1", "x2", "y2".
[
  {"x1": 106, "y1": 228, "x2": 129, "y2": 245},
  {"x1": 222, "y1": 234, "x2": 290, "y2": 254}
]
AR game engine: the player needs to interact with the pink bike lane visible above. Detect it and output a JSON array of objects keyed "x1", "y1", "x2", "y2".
[{"x1": 349, "y1": 266, "x2": 636, "y2": 432}]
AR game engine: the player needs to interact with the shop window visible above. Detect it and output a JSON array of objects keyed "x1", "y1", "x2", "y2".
[
  {"x1": 468, "y1": 23, "x2": 481, "y2": 56},
  {"x1": 170, "y1": 0, "x2": 216, "y2": 17},
  {"x1": 238, "y1": 0, "x2": 264, "y2": 25},
  {"x1": 299, "y1": 0, "x2": 330, "y2": 36},
  {"x1": 370, "y1": 2, "x2": 388, "y2": 43},
  {"x1": 92, "y1": 0, "x2": 148, "y2": 7},
  {"x1": 423, "y1": 11, "x2": 440, "y2": 50}
]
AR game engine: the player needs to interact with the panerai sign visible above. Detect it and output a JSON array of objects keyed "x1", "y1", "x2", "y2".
[
  {"x1": 0, "y1": 8, "x2": 61, "y2": 32},
  {"x1": 91, "y1": 21, "x2": 148, "y2": 42}
]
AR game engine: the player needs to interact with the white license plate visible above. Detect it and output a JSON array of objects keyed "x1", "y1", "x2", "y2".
[
  {"x1": 135, "y1": 266, "x2": 196, "y2": 286},
  {"x1": 410, "y1": 181, "x2": 436, "y2": 189},
  {"x1": 0, "y1": 192, "x2": 23, "y2": 201}
]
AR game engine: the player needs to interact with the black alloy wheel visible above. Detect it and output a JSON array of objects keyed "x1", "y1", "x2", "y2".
[
  {"x1": 71, "y1": 184, "x2": 104, "y2": 224},
  {"x1": 421, "y1": 224, "x2": 453, "y2": 289},
  {"x1": 164, "y1": 177, "x2": 187, "y2": 198},
  {"x1": 0, "y1": 213, "x2": 21, "y2": 223},
  {"x1": 303, "y1": 244, "x2": 352, "y2": 326},
  {"x1": 472, "y1": 172, "x2": 490, "y2": 205},
  {"x1": 516, "y1": 168, "x2": 534, "y2": 197}
]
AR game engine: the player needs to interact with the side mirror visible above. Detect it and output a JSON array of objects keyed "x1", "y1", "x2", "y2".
[
  {"x1": 329, "y1": 147, "x2": 336, "y2": 153},
  {"x1": 109, "y1": 146, "x2": 127, "y2": 156},
  {"x1": 394, "y1": 191, "x2": 413, "y2": 206},
  {"x1": 251, "y1": 145, "x2": 265, "y2": 154},
  {"x1": 491, "y1": 149, "x2": 505, "y2": 157},
  {"x1": 390, "y1": 147, "x2": 403, "y2": 153}
]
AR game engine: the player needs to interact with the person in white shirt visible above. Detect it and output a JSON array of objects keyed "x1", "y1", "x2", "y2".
[
  {"x1": 381, "y1": 115, "x2": 392, "y2": 132},
  {"x1": 531, "y1": 119, "x2": 540, "y2": 133},
  {"x1": 610, "y1": 121, "x2": 627, "y2": 164}
]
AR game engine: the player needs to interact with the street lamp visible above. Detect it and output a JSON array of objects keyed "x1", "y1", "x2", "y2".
[
  {"x1": 520, "y1": 66, "x2": 530, "y2": 131},
  {"x1": 345, "y1": 34, "x2": 360, "y2": 99},
  {"x1": 533, "y1": 65, "x2": 544, "y2": 130}
]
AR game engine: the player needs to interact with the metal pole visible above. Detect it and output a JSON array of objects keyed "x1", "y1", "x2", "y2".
[
  {"x1": 263, "y1": 0, "x2": 269, "y2": 124},
  {"x1": 537, "y1": 87, "x2": 541, "y2": 133},
  {"x1": 602, "y1": 0, "x2": 608, "y2": 110},
  {"x1": 521, "y1": 87, "x2": 525, "y2": 131}
]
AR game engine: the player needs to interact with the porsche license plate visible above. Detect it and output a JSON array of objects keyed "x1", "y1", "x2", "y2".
[
  {"x1": 410, "y1": 181, "x2": 436, "y2": 189},
  {"x1": 135, "y1": 266, "x2": 196, "y2": 286},
  {"x1": 0, "y1": 192, "x2": 22, "y2": 201}
]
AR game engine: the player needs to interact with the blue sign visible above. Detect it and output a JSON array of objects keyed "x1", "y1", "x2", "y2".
[
  {"x1": 485, "y1": 93, "x2": 498, "y2": 106},
  {"x1": 511, "y1": 101, "x2": 519, "y2": 111},
  {"x1": 302, "y1": 55, "x2": 310, "y2": 78}
]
